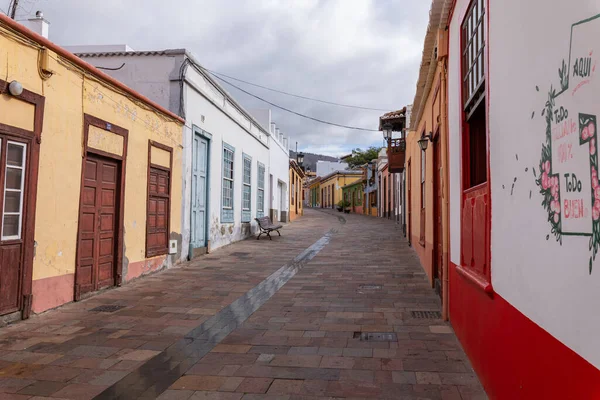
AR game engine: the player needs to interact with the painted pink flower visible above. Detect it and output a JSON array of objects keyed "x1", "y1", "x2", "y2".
[
  {"x1": 594, "y1": 178, "x2": 599, "y2": 190},
  {"x1": 542, "y1": 172, "x2": 549, "y2": 189},
  {"x1": 595, "y1": 187, "x2": 600, "y2": 200},
  {"x1": 544, "y1": 161, "x2": 550, "y2": 172},
  {"x1": 554, "y1": 213, "x2": 560, "y2": 223},
  {"x1": 582, "y1": 126, "x2": 590, "y2": 140},
  {"x1": 589, "y1": 122, "x2": 596, "y2": 138},
  {"x1": 551, "y1": 200, "x2": 560, "y2": 214}
]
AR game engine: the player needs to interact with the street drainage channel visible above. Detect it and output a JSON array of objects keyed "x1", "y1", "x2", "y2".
[{"x1": 93, "y1": 230, "x2": 335, "y2": 400}]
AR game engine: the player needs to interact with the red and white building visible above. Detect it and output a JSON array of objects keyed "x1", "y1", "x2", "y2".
[{"x1": 433, "y1": 0, "x2": 600, "y2": 397}]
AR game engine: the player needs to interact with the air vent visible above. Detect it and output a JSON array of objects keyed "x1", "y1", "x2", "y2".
[
  {"x1": 358, "y1": 284, "x2": 382, "y2": 290},
  {"x1": 357, "y1": 332, "x2": 397, "y2": 342},
  {"x1": 89, "y1": 305, "x2": 126, "y2": 313},
  {"x1": 411, "y1": 310, "x2": 442, "y2": 319}
]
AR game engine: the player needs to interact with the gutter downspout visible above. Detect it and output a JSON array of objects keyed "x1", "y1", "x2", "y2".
[{"x1": 441, "y1": 56, "x2": 450, "y2": 321}]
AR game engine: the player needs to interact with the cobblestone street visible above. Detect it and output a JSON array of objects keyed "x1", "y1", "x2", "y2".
[{"x1": 0, "y1": 210, "x2": 485, "y2": 399}]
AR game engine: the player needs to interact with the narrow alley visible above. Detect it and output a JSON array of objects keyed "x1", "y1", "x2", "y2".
[{"x1": 0, "y1": 210, "x2": 484, "y2": 400}]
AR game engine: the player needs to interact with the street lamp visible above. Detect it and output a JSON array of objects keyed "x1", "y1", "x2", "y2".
[
  {"x1": 297, "y1": 152, "x2": 305, "y2": 166},
  {"x1": 418, "y1": 132, "x2": 433, "y2": 151},
  {"x1": 382, "y1": 123, "x2": 393, "y2": 142}
]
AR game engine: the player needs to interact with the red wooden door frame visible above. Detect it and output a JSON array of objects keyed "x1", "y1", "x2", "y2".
[{"x1": 0, "y1": 80, "x2": 44, "y2": 319}]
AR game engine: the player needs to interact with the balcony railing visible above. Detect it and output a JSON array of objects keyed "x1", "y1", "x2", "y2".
[{"x1": 387, "y1": 138, "x2": 406, "y2": 173}]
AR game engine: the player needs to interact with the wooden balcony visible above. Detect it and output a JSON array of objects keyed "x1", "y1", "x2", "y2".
[{"x1": 387, "y1": 138, "x2": 406, "y2": 173}]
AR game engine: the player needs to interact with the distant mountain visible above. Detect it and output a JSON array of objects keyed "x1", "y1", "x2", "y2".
[{"x1": 289, "y1": 151, "x2": 339, "y2": 172}]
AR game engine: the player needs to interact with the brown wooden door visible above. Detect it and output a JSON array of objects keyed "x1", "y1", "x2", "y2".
[
  {"x1": 433, "y1": 136, "x2": 443, "y2": 298},
  {"x1": 0, "y1": 139, "x2": 29, "y2": 315},
  {"x1": 77, "y1": 154, "x2": 119, "y2": 298}
]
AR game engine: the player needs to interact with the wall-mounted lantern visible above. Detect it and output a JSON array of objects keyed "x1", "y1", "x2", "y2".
[
  {"x1": 418, "y1": 132, "x2": 433, "y2": 151},
  {"x1": 8, "y1": 80, "x2": 23, "y2": 96}
]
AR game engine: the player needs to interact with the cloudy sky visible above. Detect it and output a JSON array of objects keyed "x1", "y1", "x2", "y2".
[{"x1": 2, "y1": 0, "x2": 430, "y2": 156}]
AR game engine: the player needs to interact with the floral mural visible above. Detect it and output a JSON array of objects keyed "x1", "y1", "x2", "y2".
[{"x1": 535, "y1": 14, "x2": 599, "y2": 274}]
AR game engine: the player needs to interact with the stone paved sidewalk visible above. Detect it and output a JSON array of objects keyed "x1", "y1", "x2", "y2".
[{"x1": 0, "y1": 209, "x2": 486, "y2": 399}]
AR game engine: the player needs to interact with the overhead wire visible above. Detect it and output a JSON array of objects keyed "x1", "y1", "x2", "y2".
[
  {"x1": 208, "y1": 72, "x2": 380, "y2": 132},
  {"x1": 201, "y1": 67, "x2": 392, "y2": 112}
]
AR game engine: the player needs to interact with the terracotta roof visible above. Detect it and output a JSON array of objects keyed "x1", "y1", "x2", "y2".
[
  {"x1": 319, "y1": 169, "x2": 362, "y2": 183},
  {"x1": 0, "y1": 14, "x2": 184, "y2": 124},
  {"x1": 74, "y1": 49, "x2": 186, "y2": 58},
  {"x1": 379, "y1": 107, "x2": 407, "y2": 131},
  {"x1": 380, "y1": 108, "x2": 406, "y2": 120}
]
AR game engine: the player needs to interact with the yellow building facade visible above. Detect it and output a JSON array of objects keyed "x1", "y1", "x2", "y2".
[
  {"x1": 0, "y1": 16, "x2": 184, "y2": 319},
  {"x1": 289, "y1": 160, "x2": 305, "y2": 221},
  {"x1": 319, "y1": 171, "x2": 363, "y2": 209}
]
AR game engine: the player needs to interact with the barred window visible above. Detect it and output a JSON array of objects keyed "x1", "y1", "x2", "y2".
[{"x1": 462, "y1": 0, "x2": 485, "y2": 114}]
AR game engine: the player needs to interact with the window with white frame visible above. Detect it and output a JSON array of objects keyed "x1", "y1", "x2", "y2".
[
  {"x1": 257, "y1": 162, "x2": 265, "y2": 217},
  {"x1": 242, "y1": 154, "x2": 252, "y2": 222},
  {"x1": 3, "y1": 141, "x2": 26, "y2": 240},
  {"x1": 222, "y1": 143, "x2": 234, "y2": 223}
]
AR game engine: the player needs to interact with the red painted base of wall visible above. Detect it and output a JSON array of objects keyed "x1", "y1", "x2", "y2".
[
  {"x1": 126, "y1": 256, "x2": 166, "y2": 281},
  {"x1": 450, "y1": 262, "x2": 600, "y2": 399},
  {"x1": 31, "y1": 273, "x2": 74, "y2": 313}
]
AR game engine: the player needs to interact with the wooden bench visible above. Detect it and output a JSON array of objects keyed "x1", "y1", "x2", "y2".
[{"x1": 255, "y1": 216, "x2": 282, "y2": 240}]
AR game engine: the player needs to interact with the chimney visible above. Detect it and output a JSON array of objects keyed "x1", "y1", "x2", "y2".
[{"x1": 25, "y1": 11, "x2": 49, "y2": 39}]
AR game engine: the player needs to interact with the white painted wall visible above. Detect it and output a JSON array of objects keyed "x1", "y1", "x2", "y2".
[
  {"x1": 448, "y1": 0, "x2": 600, "y2": 368},
  {"x1": 183, "y1": 65, "x2": 271, "y2": 250},
  {"x1": 268, "y1": 121, "x2": 290, "y2": 222},
  {"x1": 77, "y1": 50, "x2": 277, "y2": 255},
  {"x1": 316, "y1": 160, "x2": 348, "y2": 177}
]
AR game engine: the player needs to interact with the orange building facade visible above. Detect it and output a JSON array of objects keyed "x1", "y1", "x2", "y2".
[{"x1": 406, "y1": 27, "x2": 450, "y2": 318}]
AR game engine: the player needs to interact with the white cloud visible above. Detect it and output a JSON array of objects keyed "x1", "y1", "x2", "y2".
[{"x1": 2, "y1": 0, "x2": 429, "y2": 156}]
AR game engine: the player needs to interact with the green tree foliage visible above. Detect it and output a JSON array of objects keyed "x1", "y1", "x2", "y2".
[{"x1": 346, "y1": 147, "x2": 381, "y2": 168}]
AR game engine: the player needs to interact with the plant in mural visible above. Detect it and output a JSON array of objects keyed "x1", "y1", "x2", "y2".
[
  {"x1": 535, "y1": 14, "x2": 599, "y2": 274},
  {"x1": 536, "y1": 86, "x2": 562, "y2": 243}
]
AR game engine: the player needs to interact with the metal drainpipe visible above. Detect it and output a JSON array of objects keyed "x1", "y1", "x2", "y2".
[{"x1": 441, "y1": 57, "x2": 450, "y2": 322}]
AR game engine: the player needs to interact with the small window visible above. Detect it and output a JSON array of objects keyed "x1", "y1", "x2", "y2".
[
  {"x1": 222, "y1": 144, "x2": 234, "y2": 223},
  {"x1": 2, "y1": 141, "x2": 26, "y2": 240},
  {"x1": 242, "y1": 154, "x2": 252, "y2": 222}
]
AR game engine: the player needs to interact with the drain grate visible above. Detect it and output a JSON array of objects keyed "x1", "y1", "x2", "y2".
[
  {"x1": 89, "y1": 305, "x2": 126, "y2": 313},
  {"x1": 354, "y1": 332, "x2": 398, "y2": 342},
  {"x1": 411, "y1": 310, "x2": 442, "y2": 319},
  {"x1": 358, "y1": 284, "x2": 382, "y2": 290},
  {"x1": 231, "y1": 252, "x2": 250, "y2": 257}
]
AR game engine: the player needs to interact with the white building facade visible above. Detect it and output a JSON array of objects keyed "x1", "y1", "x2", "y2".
[
  {"x1": 249, "y1": 109, "x2": 291, "y2": 223},
  {"x1": 76, "y1": 49, "x2": 289, "y2": 257},
  {"x1": 316, "y1": 160, "x2": 348, "y2": 177}
]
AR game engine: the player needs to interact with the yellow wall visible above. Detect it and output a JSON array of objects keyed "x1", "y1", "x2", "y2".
[
  {"x1": 0, "y1": 30, "x2": 183, "y2": 284},
  {"x1": 406, "y1": 58, "x2": 448, "y2": 285},
  {"x1": 320, "y1": 173, "x2": 362, "y2": 207},
  {"x1": 289, "y1": 167, "x2": 304, "y2": 221}
]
